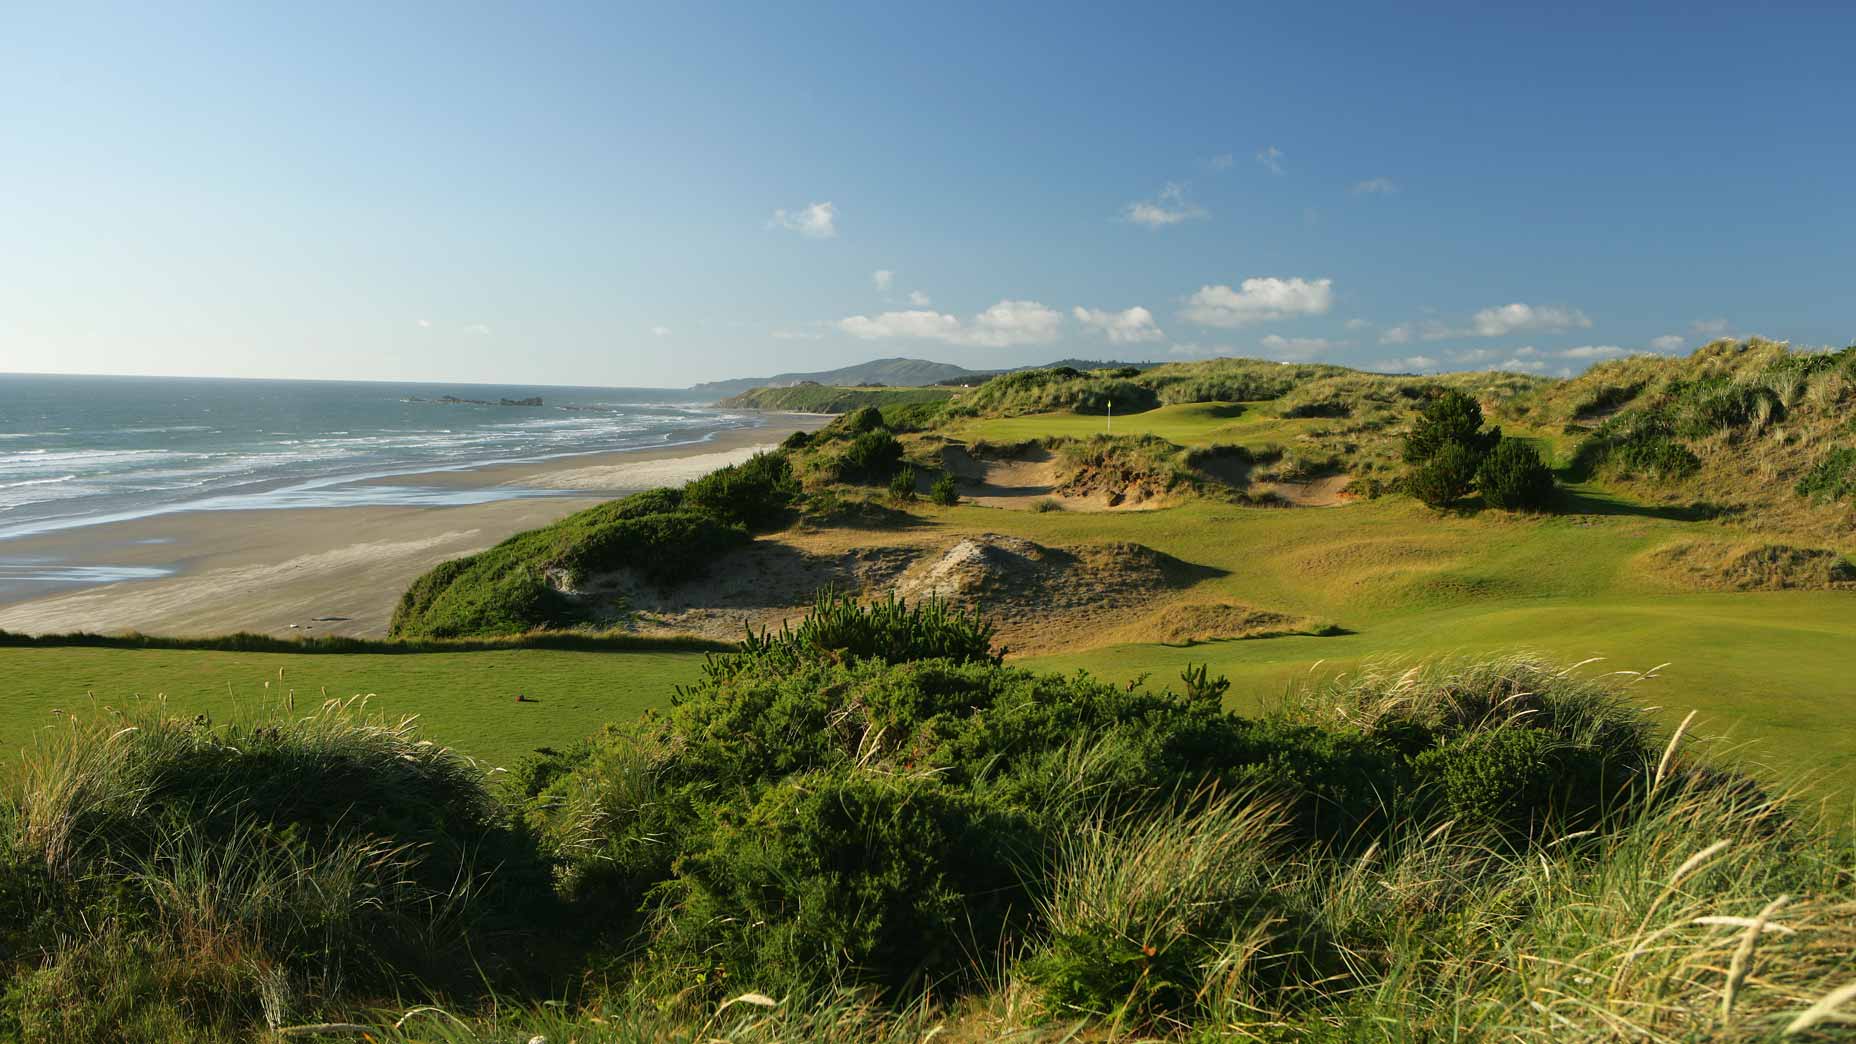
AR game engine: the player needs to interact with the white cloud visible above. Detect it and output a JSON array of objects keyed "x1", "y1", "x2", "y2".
[
  {"x1": 1558, "y1": 344, "x2": 1628, "y2": 360},
  {"x1": 1471, "y1": 303, "x2": 1592, "y2": 337},
  {"x1": 839, "y1": 299, "x2": 1062, "y2": 348},
  {"x1": 1168, "y1": 342, "x2": 1232, "y2": 357},
  {"x1": 1379, "y1": 324, "x2": 1414, "y2": 345},
  {"x1": 1259, "y1": 334, "x2": 1346, "y2": 359},
  {"x1": 1074, "y1": 305, "x2": 1165, "y2": 344},
  {"x1": 1447, "y1": 347, "x2": 1500, "y2": 364},
  {"x1": 872, "y1": 269, "x2": 893, "y2": 292},
  {"x1": 1351, "y1": 177, "x2": 1398, "y2": 195},
  {"x1": 416, "y1": 319, "x2": 431, "y2": 328},
  {"x1": 651, "y1": 325, "x2": 672, "y2": 337},
  {"x1": 769, "y1": 201, "x2": 837, "y2": 238},
  {"x1": 908, "y1": 290, "x2": 932, "y2": 306},
  {"x1": 1345, "y1": 318, "x2": 1371, "y2": 331},
  {"x1": 1181, "y1": 277, "x2": 1333, "y2": 327},
  {"x1": 1370, "y1": 355, "x2": 1437, "y2": 373},
  {"x1": 1257, "y1": 145, "x2": 1284, "y2": 175},
  {"x1": 1498, "y1": 357, "x2": 1550, "y2": 373},
  {"x1": 1650, "y1": 334, "x2": 1685, "y2": 352},
  {"x1": 1691, "y1": 317, "x2": 1731, "y2": 336},
  {"x1": 1123, "y1": 182, "x2": 1206, "y2": 227}
]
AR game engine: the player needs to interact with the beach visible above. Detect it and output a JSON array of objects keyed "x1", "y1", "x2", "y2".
[{"x1": 0, "y1": 416, "x2": 828, "y2": 638}]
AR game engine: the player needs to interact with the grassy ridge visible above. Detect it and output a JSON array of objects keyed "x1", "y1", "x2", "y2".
[{"x1": 718, "y1": 384, "x2": 956, "y2": 413}]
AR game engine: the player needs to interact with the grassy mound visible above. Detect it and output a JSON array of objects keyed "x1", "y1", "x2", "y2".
[
  {"x1": 1640, "y1": 539, "x2": 1856, "y2": 591},
  {"x1": 718, "y1": 384, "x2": 955, "y2": 414},
  {"x1": 390, "y1": 453, "x2": 798, "y2": 639}
]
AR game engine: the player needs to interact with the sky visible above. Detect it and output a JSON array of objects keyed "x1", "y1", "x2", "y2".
[{"x1": 1, "y1": 2, "x2": 1852, "y2": 388}]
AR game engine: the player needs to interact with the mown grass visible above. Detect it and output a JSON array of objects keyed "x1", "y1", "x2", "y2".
[{"x1": 0, "y1": 646, "x2": 703, "y2": 768}]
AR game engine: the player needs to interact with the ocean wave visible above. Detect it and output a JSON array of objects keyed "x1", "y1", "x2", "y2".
[{"x1": 0, "y1": 475, "x2": 78, "y2": 490}]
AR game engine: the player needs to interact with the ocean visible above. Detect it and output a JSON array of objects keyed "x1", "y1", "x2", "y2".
[{"x1": 0, "y1": 373, "x2": 753, "y2": 595}]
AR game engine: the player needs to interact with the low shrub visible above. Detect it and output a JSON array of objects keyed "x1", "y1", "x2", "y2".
[
  {"x1": 1411, "y1": 727, "x2": 1613, "y2": 838},
  {"x1": 839, "y1": 405, "x2": 887, "y2": 435},
  {"x1": 1406, "y1": 440, "x2": 1481, "y2": 508},
  {"x1": 837, "y1": 430, "x2": 904, "y2": 482},
  {"x1": 1403, "y1": 390, "x2": 1499, "y2": 465},
  {"x1": 888, "y1": 463, "x2": 917, "y2": 501},
  {"x1": 1477, "y1": 437, "x2": 1555, "y2": 510},
  {"x1": 681, "y1": 451, "x2": 799, "y2": 529},
  {"x1": 929, "y1": 473, "x2": 959, "y2": 505}
]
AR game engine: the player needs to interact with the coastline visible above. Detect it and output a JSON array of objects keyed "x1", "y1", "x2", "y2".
[{"x1": 0, "y1": 413, "x2": 830, "y2": 639}]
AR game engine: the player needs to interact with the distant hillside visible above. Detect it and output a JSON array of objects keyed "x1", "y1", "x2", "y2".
[
  {"x1": 719, "y1": 384, "x2": 956, "y2": 413},
  {"x1": 690, "y1": 357, "x2": 981, "y2": 400}
]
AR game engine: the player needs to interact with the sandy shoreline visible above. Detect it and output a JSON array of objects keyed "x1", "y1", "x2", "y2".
[{"x1": 0, "y1": 414, "x2": 829, "y2": 638}]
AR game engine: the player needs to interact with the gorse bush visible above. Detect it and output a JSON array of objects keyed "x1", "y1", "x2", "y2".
[
  {"x1": 887, "y1": 462, "x2": 917, "y2": 500},
  {"x1": 1476, "y1": 436, "x2": 1555, "y2": 510},
  {"x1": 682, "y1": 451, "x2": 800, "y2": 529},
  {"x1": 836, "y1": 429, "x2": 904, "y2": 482},
  {"x1": 929, "y1": 472, "x2": 959, "y2": 505}
]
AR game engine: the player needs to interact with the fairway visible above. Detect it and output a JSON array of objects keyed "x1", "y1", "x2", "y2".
[{"x1": 0, "y1": 646, "x2": 710, "y2": 769}]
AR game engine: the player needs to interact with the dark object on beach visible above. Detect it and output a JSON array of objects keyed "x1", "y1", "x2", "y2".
[{"x1": 515, "y1": 693, "x2": 537, "y2": 703}]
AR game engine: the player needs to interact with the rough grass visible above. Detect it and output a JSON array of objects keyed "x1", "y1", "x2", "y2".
[{"x1": 719, "y1": 385, "x2": 955, "y2": 413}]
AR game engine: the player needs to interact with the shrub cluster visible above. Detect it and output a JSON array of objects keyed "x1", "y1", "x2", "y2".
[{"x1": 1401, "y1": 391, "x2": 1553, "y2": 510}]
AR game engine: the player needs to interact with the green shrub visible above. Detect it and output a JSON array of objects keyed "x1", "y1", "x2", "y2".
[
  {"x1": 1410, "y1": 728, "x2": 1615, "y2": 838},
  {"x1": 659, "y1": 770, "x2": 1031, "y2": 995},
  {"x1": 1477, "y1": 437, "x2": 1555, "y2": 510},
  {"x1": 929, "y1": 472, "x2": 959, "y2": 505},
  {"x1": 838, "y1": 430, "x2": 904, "y2": 482},
  {"x1": 779, "y1": 429, "x2": 813, "y2": 451},
  {"x1": 554, "y1": 511, "x2": 749, "y2": 586},
  {"x1": 1571, "y1": 408, "x2": 1701, "y2": 482},
  {"x1": 840, "y1": 405, "x2": 886, "y2": 434},
  {"x1": 888, "y1": 463, "x2": 917, "y2": 501},
  {"x1": 1403, "y1": 390, "x2": 1498, "y2": 465},
  {"x1": 681, "y1": 451, "x2": 798, "y2": 530},
  {"x1": 880, "y1": 400, "x2": 948, "y2": 433},
  {"x1": 708, "y1": 591, "x2": 1001, "y2": 682},
  {"x1": 1406, "y1": 440, "x2": 1481, "y2": 508},
  {"x1": 1795, "y1": 446, "x2": 1856, "y2": 503}
]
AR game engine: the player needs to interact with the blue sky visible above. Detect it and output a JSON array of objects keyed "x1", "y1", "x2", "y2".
[{"x1": 2, "y1": 2, "x2": 1851, "y2": 387}]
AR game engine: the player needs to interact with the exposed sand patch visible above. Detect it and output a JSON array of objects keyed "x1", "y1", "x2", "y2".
[
  {"x1": 517, "y1": 444, "x2": 781, "y2": 491},
  {"x1": 939, "y1": 444, "x2": 1173, "y2": 512},
  {"x1": 604, "y1": 530, "x2": 1223, "y2": 655},
  {"x1": 1256, "y1": 474, "x2": 1355, "y2": 507}
]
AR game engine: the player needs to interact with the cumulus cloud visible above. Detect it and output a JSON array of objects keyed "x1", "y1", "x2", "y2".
[
  {"x1": 908, "y1": 290, "x2": 932, "y2": 306},
  {"x1": 839, "y1": 299, "x2": 1062, "y2": 348},
  {"x1": 1351, "y1": 177, "x2": 1398, "y2": 195},
  {"x1": 1650, "y1": 334, "x2": 1685, "y2": 352},
  {"x1": 872, "y1": 269, "x2": 893, "y2": 292},
  {"x1": 1345, "y1": 318, "x2": 1372, "y2": 331},
  {"x1": 1692, "y1": 318, "x2": 1730, "y2": 335},
  {"x1": 1123, "y1": 182, "x2": 1206, "y2": 227},
  {"x1": 1181, "y1": 277, "x2": 1333, "y2": 327},
  {"x1": 769, "y1": 201, "x2": 837, "y2": 238},
  {"x1": 1370, "y1": 355, "x2": 1438, "y2": 373},
  {"x1": 1471, "y1": 303, "x2": 1592, "y2": 337},
  {"x1": 1379, "y1": 324, "x2": 1414, "y2": 345},
  {"x1": 1558, "y1": 344, "x2": 1629, "y2": 360},
  {"x1": 1257, "y1": 145, "x2": 1284, "y2": 175},
  {"x1": 1259, "y1": 334, "x2": 1345, "y2": 359},
  {"x1": 1074, "y1": 305, "x2": 1165, "y2": 344}
]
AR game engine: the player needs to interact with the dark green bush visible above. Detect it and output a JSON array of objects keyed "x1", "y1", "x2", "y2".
[
  {"x1": 1403, "y1": 390, "x2": 1498, "y2": 465},
  {"x1": 839, "y1": 405, "x2": 886, "y2": 434},
  {"x1": 889, "y1": 463, "x2": 918, "y2": 501},
  {"x1": 929, "y1": 472, "x2": 959, "y2": 505},
  {"x1": 880, "y1": 400, "x2": 947, "y2": 433},
  {"x1": 707, "y1": 591, "x2": 1001, "y2": 683},
  {"x1": 554, "y1": 511, "x2": 748, "y2": 587},
  {"x1": 838, "y1": 430, "x2": 904, "y2": 482},
  {"x1": 779, "y1": 429, "x2": 813, "y2": 451},
  {"x1": 660, "y1": 770, "x2": 1031, "y2": 995},
  {"x1": 681, "y1": 451, "x2": 798, "y2": 530},
  {"x1": 1477, "y1": 437, "x2": 1555, "y2": 510},
  {"x1": 1795, "y1": 446, "x2": 1856, "y2": 504},
  {"x1": 1411, "y1": 728, "x2": 1615, "y2": 839},
  {"x1": 1406, "y1": 441, "x2": 1481, "y2": 508}
]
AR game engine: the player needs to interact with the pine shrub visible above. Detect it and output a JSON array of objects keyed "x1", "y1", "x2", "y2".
[
  {"x1": 1406, "y1": 440, "x2": 1481, "y2": 508},
  {"x1": 1477, "y1": 437, "x2": 1555, "y2": 510}
]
